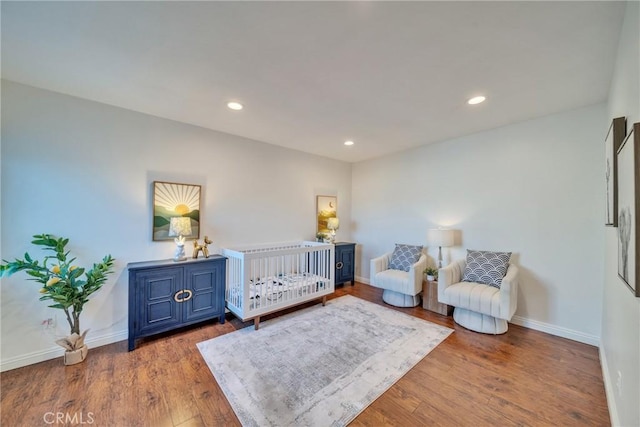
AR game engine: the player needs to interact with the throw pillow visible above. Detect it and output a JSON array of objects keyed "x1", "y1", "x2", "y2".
[
  {"x1": 388, "y1": 244, "x2": 423, "y2": 272},
  {"x1": 462, "y1": 249, "x2": 512, "y2": 288}
]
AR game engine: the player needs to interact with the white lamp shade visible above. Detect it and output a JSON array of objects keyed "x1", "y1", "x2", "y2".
[
  {"x1": 428, "y1": 228, "x2": 454, "y2": 247},
  {"x1": 169, "y1": 217, "x2": 192, "y2": 237},
  {"x1": 327, "y1": 217, "x2": 340, "y2": 231}
]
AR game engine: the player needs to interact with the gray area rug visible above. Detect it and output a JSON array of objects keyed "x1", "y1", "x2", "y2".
[{"x1": 197, "y1": 295, "x2": 453, "y2": 427}]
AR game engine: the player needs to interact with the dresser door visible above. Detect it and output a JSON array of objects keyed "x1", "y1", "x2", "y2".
[
  {"x1": 336, "y1": 243, "x2": 355, "y2": 285},
  {"x1": 136, "y1": 267, "x2": 183, "y2": 335},
  {"x1": 183, "y1": 260, "x2": 225, "y2": 323},
  {"x1": 340, "y1": 245, "x2": 355, "y2": 283}
]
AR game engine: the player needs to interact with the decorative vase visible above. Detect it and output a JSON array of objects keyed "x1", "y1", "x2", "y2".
[
  {"x1": 63, "y1": 345, "x2": 88, "y2": 365},
  {"x1": 426, "y1": 275, "x2": 435, "y2": 281},
  {"x1": 56, "y1": 330, "x2": 89, "y2": 366}
]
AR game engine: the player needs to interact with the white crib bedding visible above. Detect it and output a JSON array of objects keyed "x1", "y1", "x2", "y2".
[{"x1": 245, "y1": 273, "x2": 330, "y2": 308}]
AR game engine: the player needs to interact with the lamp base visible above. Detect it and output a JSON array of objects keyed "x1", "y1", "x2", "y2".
[{"x1": 173, "y1": 245, "x2": 186, "y2": 262}]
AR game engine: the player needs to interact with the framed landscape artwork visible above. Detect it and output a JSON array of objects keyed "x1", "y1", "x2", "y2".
[
  {"x1": 616, "y1": 122, "x2": 639, "y2": 297},
  {"x1": 605, "y1": 116, "x2": 626, "y2": 226},
  {"x1": 152, "y1": 181, "x2": 201, "y2": 241},
  {"x1": 316, "y1": 195, "x2": 337, "y2": 234}
]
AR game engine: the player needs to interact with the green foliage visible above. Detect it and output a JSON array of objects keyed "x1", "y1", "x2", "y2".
[
  {"x1": 424, "y1": 267, "x2": 439, "y2": 278},
  {"x1": 0, "y1": 234, "x2": 115, "y2": 335}
]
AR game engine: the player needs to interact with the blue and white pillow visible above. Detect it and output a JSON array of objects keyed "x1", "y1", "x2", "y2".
[
  {"x1": 462, "y1": 249, "x2": 512, "y2": 288},
  {"x1": 388, "y1": 244, "x2": 423, "y2": 272}
]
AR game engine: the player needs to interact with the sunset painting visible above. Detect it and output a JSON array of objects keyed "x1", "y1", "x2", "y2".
[{"x1": 153, "y1": 181, "x2": 201, "y2": 241}]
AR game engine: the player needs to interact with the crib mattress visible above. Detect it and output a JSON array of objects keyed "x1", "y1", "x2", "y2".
[{"x1": 230, "y1": 272, "x2": 330, "y2": 310}]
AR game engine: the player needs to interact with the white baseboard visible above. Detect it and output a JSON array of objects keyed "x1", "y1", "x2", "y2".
[
  {"x1": 356, "y1": 279, "x2": 600, "y2": 346},
  {"x1": 510, "y1": 315, "x2": 599, "y2": 346},
  {"x1": 598, "y1": 346, "x2": 619, "y2": 427},
  {"x1": 355, "y1": 275, "x2": 369, "y2": 285},
  {"x1": 0, "y1": 330, "x2": 128, "y2": 372}
]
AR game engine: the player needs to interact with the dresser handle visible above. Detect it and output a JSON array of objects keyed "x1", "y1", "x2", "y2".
[
  {"x1": 336, "y1": 262, "x2": 344, "y2": 270},
  {"x1": 174, "y1": 290, "x2": 193, "y2": 303},
  {"x1": 174, "y1": 290, "x2": 185, "y2": 302}
]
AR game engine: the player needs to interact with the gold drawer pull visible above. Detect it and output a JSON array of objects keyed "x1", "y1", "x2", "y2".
[{"x1": 174, "y1": 289, "x2": 193, "y2": 302}]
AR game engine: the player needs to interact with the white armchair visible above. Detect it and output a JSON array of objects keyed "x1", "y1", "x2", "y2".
[
  {"x1": 370, "y1": 251, "x2": 426, "y2": 307},
  {"x1": 438, "y1": 258, "x2": 518, "y2": 334}
]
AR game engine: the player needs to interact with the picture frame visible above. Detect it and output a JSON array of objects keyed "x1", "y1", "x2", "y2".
[
  {"x1": 316, "y1": 195, "x2": 337, "y2": 234},
  {"x1": 152, "y1": 181, "x2": 201, "y2": 241},
  {"x1": 605, "y1": 116, "x2": 626, "y2": 226},
  {"x1": 616, "y1": 122, "x2": 639, "y2": 297}
]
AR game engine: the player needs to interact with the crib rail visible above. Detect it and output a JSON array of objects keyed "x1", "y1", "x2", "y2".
[{"x1": 222, "y1": 241, "x2": 335, "y2": 321}]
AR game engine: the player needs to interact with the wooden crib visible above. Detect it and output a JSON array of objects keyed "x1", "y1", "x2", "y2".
[{"x1": 222, "y1": 241, "x2": 335, "y2": 329}]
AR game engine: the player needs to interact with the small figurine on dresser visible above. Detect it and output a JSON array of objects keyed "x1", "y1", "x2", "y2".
[
  {"x1": 193, "y1": 236, "x2": 212, "y2": 259},
  {"x1": 173, "y1": 235, "x2": 187, "y2": 262}
]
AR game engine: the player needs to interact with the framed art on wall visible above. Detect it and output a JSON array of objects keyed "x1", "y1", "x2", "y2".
[
  {"x1": 616, "y1": 122, "x2": 639, "y2": 297},
  {"x1": 152, "y1": 181, "x2": 201, "y2": 241},
  {"x1": 316, "y1": 195, "x2": 337, "y2": 234},
  {"x1": 605, "y1": 116, "x2": 626, "y2": 226}
]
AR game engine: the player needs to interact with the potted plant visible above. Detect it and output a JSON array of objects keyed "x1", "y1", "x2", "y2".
[
  {"x1": 424, "y1": 267, "x2": 439, "y2": 281},
  {"x1": 0, "y1": 234, "x2": 114, "y2": 365},
  {"x1": 316, "y1": 232, "x2": 330, "y2": 243}
]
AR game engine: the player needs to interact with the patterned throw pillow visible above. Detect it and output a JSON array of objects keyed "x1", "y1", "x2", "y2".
[
  {"x1": 388, "y1": 244, "x2": 423, "y2": 272},
  {"x1": 462, "y1": 250, "x2": 512, "y2": 288}
]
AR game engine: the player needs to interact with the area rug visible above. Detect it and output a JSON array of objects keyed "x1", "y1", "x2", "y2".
[{"x1": 197, "y1": 295, "x2": 453, "y2": 427}]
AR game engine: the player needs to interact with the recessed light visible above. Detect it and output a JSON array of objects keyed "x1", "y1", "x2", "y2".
[
  {"x1": 467, "y1": 96, "x2": 486, "y2": 105},
  {"x1": 227, "y1": 101, "x2": 243, "y2": 110},
  {"x1": 344, "y1": 140, "x2": 354, "y2": 146}
]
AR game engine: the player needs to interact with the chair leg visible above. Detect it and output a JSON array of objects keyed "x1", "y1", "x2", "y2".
[{"x1": 453, "y1": 307, "x2": 508, "y2": 334}]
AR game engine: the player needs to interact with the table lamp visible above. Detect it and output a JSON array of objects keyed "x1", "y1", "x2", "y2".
[
  {"x1": 169, "y1": 217, "x2": 192, "y2": 261},
  {"x1": 327, "y1": 217, "x2": 340, "y2": 243},
  {"x1": 428, "y1": 228, "x2": 454, "y2": 268}
]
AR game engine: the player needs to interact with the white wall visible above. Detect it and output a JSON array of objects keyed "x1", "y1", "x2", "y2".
[
  {"x1": 352, "y1": 103, "x2": 605, "y2": 345},
  {"x1": 602, "y1": 2, "x2": 640, "y2": 426},
  {"x1": 0, "y1": 80, "x2": 352, "y2": 370}
]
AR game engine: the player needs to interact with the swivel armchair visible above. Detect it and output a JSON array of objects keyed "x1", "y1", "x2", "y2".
[
  {"x1": 438, "y1": 250, "x2": 518, "y2": 334},
  {"x1": 370, "y1": 244, "x2": 426, "y2": 307}
]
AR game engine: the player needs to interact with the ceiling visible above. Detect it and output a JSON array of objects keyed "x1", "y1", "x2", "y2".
[{"x1": 1, "y1": 1, "x2": 626, "y2": 163}]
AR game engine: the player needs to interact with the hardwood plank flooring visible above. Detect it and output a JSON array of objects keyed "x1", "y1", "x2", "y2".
[{"x1": 0, "y1": 283, "x2": 610, "y2": 426}]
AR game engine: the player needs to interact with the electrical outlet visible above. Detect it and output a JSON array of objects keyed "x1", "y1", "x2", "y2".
[{"x1": 616, "y1": 371, "x2": 622, "y2": 396}]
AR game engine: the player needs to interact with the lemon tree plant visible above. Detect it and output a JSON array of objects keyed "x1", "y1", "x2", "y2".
[{"x1": 0, "y1": 234, "x2": 115, "y2": 335}]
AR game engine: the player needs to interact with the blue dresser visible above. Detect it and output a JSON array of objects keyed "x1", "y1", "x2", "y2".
[{"x1": 128, "y1": 256, "x2": 226, "y2": 351}]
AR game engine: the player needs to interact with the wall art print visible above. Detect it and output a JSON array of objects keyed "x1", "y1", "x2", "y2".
[
  {"x1": 605, "y1": 117, "x2": 626, "y2": 226},
  {"x1": 616, "y1": 123, "x2": 639, "y2": 297},
  {"x1": 316, "y1": 195, "x2": 337, "y2": 234},
  {"x1": 153, "y1": 181, "x2": 201, "y2": 241}
]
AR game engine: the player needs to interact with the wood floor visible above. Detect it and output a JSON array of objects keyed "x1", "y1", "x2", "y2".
[{"x1": 1, "y1": 283, "x2": 610, "y2": 427}]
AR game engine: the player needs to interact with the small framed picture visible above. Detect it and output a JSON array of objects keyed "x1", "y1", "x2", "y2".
[
  {"x1": 616, "y1": 122, "x2": 639, "y2": 296},
  {"x1": 152, "y1": 181, "x2": 201, "y2": 241},
  {"x1": 316, "y1": 195, "x2": 337, "y2": 234},
  {"x1": 605, "y1": 116, "x2": 626, "y2": 226}
]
